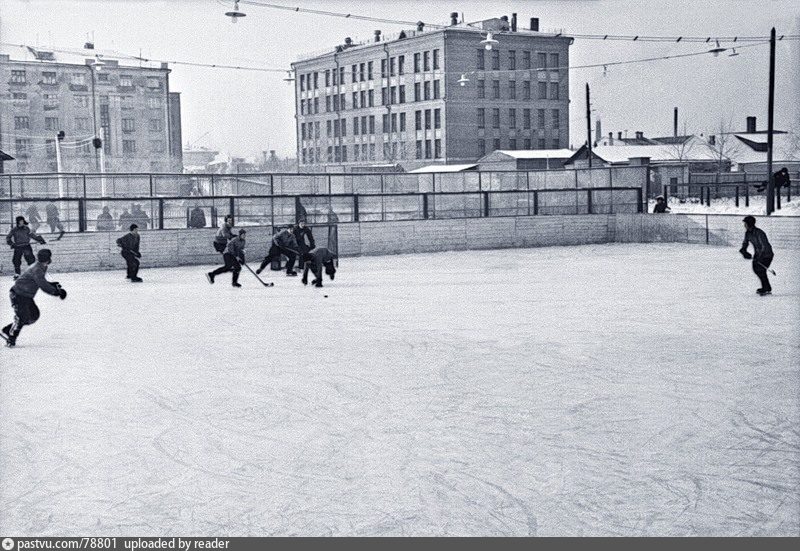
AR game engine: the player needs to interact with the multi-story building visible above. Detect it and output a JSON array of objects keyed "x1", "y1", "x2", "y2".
[
  {"x1": 292, "y1": 14, "x2": 572, "y2": 171},
  {"x1": 0, "y1": 52, "x2": 183, "y2": 173}
]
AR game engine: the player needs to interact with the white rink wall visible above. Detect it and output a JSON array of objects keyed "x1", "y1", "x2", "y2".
[{"x1": 1, "y1": 214, "x2": 798, "y2": 274}]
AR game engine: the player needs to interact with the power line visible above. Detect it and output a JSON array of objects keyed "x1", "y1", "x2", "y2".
[{"x1": 231, "y1": 0, "x2": 800, "y2": 43}]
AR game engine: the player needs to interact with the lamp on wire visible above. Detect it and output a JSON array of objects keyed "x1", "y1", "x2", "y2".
[
  {"x1": 480, "y1": 32, "x2": 498, "y2": 50},
  {"x1": 728, "y1": 48, "x2": 740, "y2": 57},
  {"x1": 708, "y1": 40, "x2": 726, "y2": 57},
  {"x1": 283, "y1": 70, "x2": 295, "y2": 82},
  {"x1": 225, "y1": 1, "x2": 246, "y2": 23},
  {"x1": 457, "y1": 74, "x2": 470, "y2": 86}
]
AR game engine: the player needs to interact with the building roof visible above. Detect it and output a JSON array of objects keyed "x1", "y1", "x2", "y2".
[
  {"x1": 0, "y1": 149, "x2": 14, "y2": 162},
  {"x1": 478, "y1": 149, "x2": 574, "y2": 163},
  {"x1": 650, "y1": 135, "x2": 695, "y2": 145},
  {"x1": 408, "y1": 164, "x2": 478, "y2": 173},
  {"x1": 566, "y1": 143, "x2": 720, "y2": 165},
  {"x1": 730, "y1": 133, "x2": 798, "y2": 165}
]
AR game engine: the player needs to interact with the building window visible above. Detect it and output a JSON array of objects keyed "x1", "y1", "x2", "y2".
[
  {"x1": 390, "y1": 57, "x2": 396, "y2": 76},
  {"x1": 381, "y1": 87, "x2": 387, "y2": 106},
  {"x1": 15, "y1": 139, "x2": 31, "y2": 155},
  {"x1": 327, "y1": 146, "x2": 333, "y2": 162},
  {"x1": 524, "y1": 138, "x2": 531, "y2": 149},
  {"x1": 550, "y1": 82, "x2": 559, "y2": 100},
  {"x1": 433, "y1": 80, "x2": 440, "y2": 99},
  {"x1": 353, "y1": 144, "x2": 360, "y2": 162},
  {"x1": 121, "y1": 96, "x2": 134, "y2": 110},
  {"x1": 10, "y1": 70, "x2": 26, "y2": 83},
  {"x1": 325, "y1": 70, "x2": 331, "y2": 87},
  {"x1": 509, "y1": 138, "x2": 517, "y2": 150},
  {"x1": 549, "y1": 53, "x2": 560, "y2": 70},
  {"x1": 552, "y1": 138, "x2": 560, "y2": 149},
  {"x1": 44, "y1": 117, "x2": 59, "y2": 131},
  {"x1": 361, "y1": 117, "x2": 367, "y2": 135},
  {"x1": 538, "y1": 138, "x2": 546, "y2": 149},
  {"x1": 478, "y1": 139, "x2": 486, "y2": 156},
  {"x1": 300, "y1": 74, "x2": 306, "y2": 91},
  {"x1": 414, "y1": 140, "x2": 422, "y2": 159},
  {"x1": 341, "y1": 145, "x2": 347, "y2": 162},
  {"x1": 414, "y1": 82, "x2": 421, "y2": 102},
  {"x1": 523, "y1": 108, "x2": 531, "y2": 129},
  {"x1": 477, "y1": 108, "x2": 485, "y2": 128},
  {"x1": 538, "y1": 81, "x2": 548, "y2": 100},
  {"x1": 509, "y1": 108, "x2": 517, "y2": 128},
  {"x1": 492, "y1": 80, "x2": 500, "y2": 99},
  {"x1": 360, "y1": 90, "x2": 366, "y2": 107},
  {"x1": 434, "y1": 108, "x2": 441, "y2": 129},
  {"x1": 326, "y1": 120, "x2": 332, "y2": 137},
  {"x1": 476, "y1": 49, "x2": 485, "y2": 70},
  {"x1": 353, "y1": 117, "x2": 360, "y2": 135},
  {"x1": 367, "y1": 61, "x2": 373, "y2": 80},
  {"x1": 424, "y1": 81, "x2": 431, "y2": 101},
  {"x1": 425, "y1": 140, "x2": 432, "y2": 159},
  {"x1": 150, "y1": 140, "x2": 165, "y2": 153},
  {"x1": 313, "y1": 72, "x2": 319, "y2": 89},
  {"x1": 122, "y1": 118, "x2": 136, "y2": 133},
  {"x1": 12, "y1": 92, "x2": 27, "y2": 100},
  {"x1": 415, "y1": 110, "x2": 422, "y2": 131},
  {"x1": 537, "y1": 52, "x2": 547, "y2": 70},
  {"x1": 493, "y1": 138, "x2": 501, "y2": 151},
  {"x1": 400, "y1": 112, "x2": 407, "y2": 132},
  {"x1": 42, "y1": 71, "x2": 57, "y2": 85},
  {"x1": 509, "y1": 80, "x2": 516, "y2": 100},
  {"x1": 120, "y1": 74, "x2": 133, "y2": 87},
  {"x1": 368, "y1": 90, "x2": 374, "y2": 107},
  {"x1": 71, "y1": 96, "x2": 88, "y2": 109},
  {"x1": 492, "y1": 108, "x2": 500, "y2": 129},
  {"x1": 390, "y1": 86, "x2": 397, "y2": 104},
  {"x1": 334, "y1": 119, "x2": 341, "y2": 138},
  {"x1": 369, "y1": 115, "x2": 375, "y2": 133},
  {"x1": 352, "y1": 64, "x2": 358, "y2": 82},
  {"x1": 477, "y1": 80, "x2": 485, "y2": 99},
  {"x1": 398, "y1": 55, "x2": 405, "y2": 75},
  {"x1": 508, "y1": 50, "x2": 516, "y2": 70},
  {"x1": 14, "y1": 116, "x2": 30, "y2": 130},
  {"x1": 149, "y1": 119, "x2": 164, "y2": 132},
  {"x1": 433, "y1": 49, "x2": 440, "y2": 70},
  {"x1": 382, "y1": 114, "x2": 390, "y2": 134},
  {"x1": 537, "y1": 109, "x2": 545, "y2": 128},
  {"x1": 148, "y1": 96, "x2": 162, "y2": 109},
  {"x1": 424, "y1": 109, "x2": 432, "y2": 130},
  {"x1": 340, "y1": 66, "x2": 345, "y2": 85},
  {"x1": 325, "y1": 96, "x2": 331, "y2": 112},
  {"x1": 399, "y1": 85, "x2": 406, "y2": 103},
  {"x1": 122, "y1": 140, "x2": 136, "y2": 153},
  {"x1": 492, "y1": 50, "x2": 500, "y2": 70},
  {"x1": 434, "y1": 139, "x2": 441, "y2": 158},
  {"x1": 414, "y1": 53, "x2": 421, "y2": 73},
  {"x1": 523, "y1": 51, "x2": 531, "y2": 70},
  {"x1": 146, "y1": 77, "x2": 161, "y2": 89},
  {"x1": 352, "y1": 92, "x2": 359, "y2": 109},
  {"x1": 523, "y1": 81, "x2": 531, "y2": 101},
  {"x1": 423, "y1": 51, "x2": 430, "y2": 71},
  {"x1": 359, "y1": 63, "x2": 366, "y2": 81},
  {"x1": 71, "y1": 73, "x2": 86, "y2": 86},
  {"x1": 314, "y1": 98, "x2": 319, "y2": 113},
  {"x1": 552, "y1": 109, "x2": 560, "y2": 129},
  {"x1": 381, "y1": 59, "x2": 388, "y2": 78},
  {"x1": 391, "y1": 113, "x2": 398, "y2": 133},
  {"x1": 76, "y1": 117, "x2": 91, "y2": 131}
]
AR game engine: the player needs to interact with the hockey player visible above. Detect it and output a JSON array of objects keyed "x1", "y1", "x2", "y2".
[
  {"x1": 6, "y1": 216, "x2": 46, "y2": 277},
  {"x1": 25, "y1": 205, "x2": 42, "y2": 232},
  {"x1": 301, "y1": 247, "x2": 337, "y2": 288},
  {"x1": 652, "y1": 196, "x2": 671, "y2": 213},
  {"x1": 117, "y1": 224, "x2": 143, "y2": 282},
  {"x1": 294, "y1": 218, "x2": 316, "y2": 258},
  {"x1": 45, "y1": 202, "x2": 65, "y2": 240},
  {"x1": 1, "y1": 249, "x2": 66, "y2": 348},
  {"x1": 256, "y1": 226, "x2": 300, "y2": 276},
  {"x1": 740, "y1": 215, "x2": 774, "y2": 296},
  {"x1": 213, "y1": 215, "x2": 236, "y2": 254},
  {"x1": 207, "y1": 228, "x2": 247, "y2": 288}
]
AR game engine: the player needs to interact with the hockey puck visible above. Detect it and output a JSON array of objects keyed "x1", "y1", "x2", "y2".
[{"x1": 324, "y1": 295, "x2": 328, "y2": 298}]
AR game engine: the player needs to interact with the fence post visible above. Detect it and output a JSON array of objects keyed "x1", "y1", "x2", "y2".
[
  {"x1": 327, "y1": 174, "x2": 332, "y2": 195},
  {"x1": 353, "y1": 194, "x2": 359, "y2": 222},
  {"x1": 210, "y1": 174, "x2": 216, "y2": 196},
  {"x1": 478, "y1": 172, "x2": 482, "y2": 192},
  {"x1": 533, "y1": 190, "x2": 539, "y2": 215},
  {"x1": 587, "y1": 189, "x2": 593, "y2": 214},
  {"x1": 423, "y1": 193, "x2": 429, "y2": 219},
  {"x1": 78, "y1": 199, "x2": 86, "y2": 232},
  {"x1": 637, "y1": 188, "x2": 643, "y2": 213},
  {"x1": 158, "y1": 199, "x2": 164, "y2": 230},
  {"x1": 735, "y1": 185, "x2": 739, "y2": 207},
  {"x1": 149, "y1": 174, "x2": 154, "y2": 197},
  {"x1": 788, "y1": 181, "x2": 792, "y2": 202},
  {"x1": 270, "y1": 174, "x2": 274, "y2": 195},
  {"x1": 745, "y1": 183, "x2": 749, "y2": 207},
  {"x1": 82, "y1": 174, "x2": 87, "y2": 198},
  {"x1": 776, "y1": 186, "x2": 781, "y2": 210},
  {"x1": 229, "y1": 196, "x2": 235, "y2": 218},
  {"x1": 295, "y1": 196, "x2": 302, "y2": 223}
]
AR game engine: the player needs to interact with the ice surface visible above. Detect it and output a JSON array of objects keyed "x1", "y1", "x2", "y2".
[{"x1": 1, "y1": 244, "x2": 798, "y2": 536}]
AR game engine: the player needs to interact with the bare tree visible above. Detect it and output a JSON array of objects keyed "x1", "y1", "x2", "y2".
[
  {"x1": 664, "y1": 121, "x2": 698, "y2": 162},
  {"x1": 705, "y1": 116, "x2": 742, "y2": 172}
]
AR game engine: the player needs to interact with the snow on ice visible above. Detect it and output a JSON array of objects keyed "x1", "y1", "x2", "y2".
[{"x1": 1, "y1": 244, "x2": 798, "y2": 536}]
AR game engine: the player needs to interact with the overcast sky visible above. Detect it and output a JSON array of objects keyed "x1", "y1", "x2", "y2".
[{"x1": 1, "y1": 0, "x2": 798, "y2": 159}]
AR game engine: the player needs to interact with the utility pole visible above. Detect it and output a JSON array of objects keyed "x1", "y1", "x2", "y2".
[
  {"x1": 766, "y1": 27, "x2": 776, "y2": 215},
  {"x1": 56, "y1": 131, "x2": 65, "y2": 198},
  {"x1": 586, "y1": 83, "x2": 592, "y2": 168}
]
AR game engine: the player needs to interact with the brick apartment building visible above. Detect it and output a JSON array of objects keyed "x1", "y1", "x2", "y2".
[
  {"x1": 0, "y1": 52, "x2": 183, "y2": 173},
  {"x1": 292, "y1": 14, "x2": 572, "y2": 171}
]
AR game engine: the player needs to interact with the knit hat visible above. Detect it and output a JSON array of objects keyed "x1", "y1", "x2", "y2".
[
  {"x1": 238, "y1": 228, "x2": 247, "y2": 236},
  {"x1": 130, "y1": 224, "x2": 139, "y2": 231},
  {"x1": 37, "y1": 249, "x2": 52, "y2": 263},
  {"x1": 742, "y1": 216, "x2": 756, "y2": 226},
  {"x1": 15, "y1": 216, "x2": 26, "y2": 224}
]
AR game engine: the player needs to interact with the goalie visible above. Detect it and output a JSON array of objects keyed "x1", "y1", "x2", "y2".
[{"x1": 301, "y1": 247, "x2": 337, "y2": 288}]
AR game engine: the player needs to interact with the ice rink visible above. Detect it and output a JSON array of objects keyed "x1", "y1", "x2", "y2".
[{"x1": 1, "y1": 243, "x2": 798, "y2": 536}]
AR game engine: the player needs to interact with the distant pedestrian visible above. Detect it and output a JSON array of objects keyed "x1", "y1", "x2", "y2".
[
  {"x1": 739, "y1": 215, "x2": 774, "y2": 296},
  {"x1": 652, "y1": 196, "x2": 671, "y2": 213},
  {"x1": 117, "y1": 224, "x2": 143, "y2": 282},
  {"x1": 45, "y1": 202, "x2": 65, "y2": 240},
  {"x1": 6, "y1": 216, "x2": 46, "y2": 277},
  {"x1": 96, "y1": 206, "x2": 115, "y2": 231}
]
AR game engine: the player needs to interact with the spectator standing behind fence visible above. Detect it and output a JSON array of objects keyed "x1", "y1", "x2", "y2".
[
  {"x1": 132, "y1": 204, "x2": 150, "y2": 230},
  {"x1": 25, "y1": 205, "x2": 42, "y2": 232},
  {"x1": 96, "y1": 206, "x2": 115, "y2": 231},
  {"x1": 755, "y1": 167, "x2": 791, "y2": 193},
  {"x1": 118, "y1": 208, "x2": 133, "y2": 230},
  {"x1": 652, "y1": 196, "x2": 671, "y2": 213},
  {"x1": 6, "y1": 216, "x2": 46, "y2": 277},
  {"x1": 45, "y1": 202, "x2": 65, "y2": 240},
  {"x1": 189, "y1": 206, "x2": 207, "y2": 228}
]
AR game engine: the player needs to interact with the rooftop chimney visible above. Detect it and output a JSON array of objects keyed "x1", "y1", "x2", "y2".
[
  {"x1": 617, "y1": 131, "x2": 623, "y2": 140},
  {"x1": 635, "y1": 131, "x2": 644, "y2": 140},
  {"x1": 608, "y1": 132, "x2": 614, "y2": 146},
  {"x1": 709, "y1": 135, "x2": 716, "y2": 146},
  {"x1": 344, "y1": 37, "x2": 353, "y2": 47},
  {"x1": 530, "y1": 17, "x2": 539, "y2": 32},
  {"x1": 374, "y1": 30, "x2": 382, "y2": 42},
  {"x1": 511, "y1": 13, "x2": 517, "y2": 32},
  {"x1": 674, "y1": 107, "x2": 678, "y2": 137},
  {"x1": 417, "y1": 21, "x2": 425, "y2": 32},
  {"x1": 450, "y1": 12, "x2": 459, "y2": 26},
  {"x1": 746, "y1": 116, "x2": 756, "y2": 133}
]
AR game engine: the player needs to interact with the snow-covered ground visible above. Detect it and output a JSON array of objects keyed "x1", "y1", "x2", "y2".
[
  {"x1": 652, "y1": 196, "x2": 800, "y2": 216},
  {"x1": 1, "y1": 244, "x2": 798, "y2": 536}
]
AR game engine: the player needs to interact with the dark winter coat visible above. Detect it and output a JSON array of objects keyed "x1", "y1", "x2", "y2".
[
  {"x1": 294, "y1": 225, "x2": 315, "y2": 252},
  {"x1": 653, "y1": 202, "x2": 670, "y2": 213},
  {"x1": 740, "y1": 227, "x2": 773, "y2": 260},
  {"x1": 11, "y1": 262, "x2": 60, "y2": 299},
  {"x1": 272, "y1": 229, "x2": 299, "y2": 251},
  {"x1": 224, "y1": 236, "x2": 246, "y2": 262},
  {"x1": 189, "y1": 208, "x2": 206, "y2": 228},
  {"x1": 305, "y1": 247, "x2": 336, "y2": 279},
  {"x1": 45, "y1": 203, "x2": 60, "y2": 222},
  {"x1": 118, "y1": 211, "x2": 133, "y2": 229},
  {"x1": 117, "y1": 232, "x2": 141, "y2": 255},
  {"x1": 96, "y1": 213, "x2": 115, "y2": 231},
  {"x1": 6, "y1": 225, "x2": 45, "y2": 248},
  {"x1": 214, "y1": 223, "x2": 235, "y2": 246}
]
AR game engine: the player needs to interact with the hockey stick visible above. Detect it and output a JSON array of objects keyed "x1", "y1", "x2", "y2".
[
  {"x1": 757, "y1": 261, "x2": 777, "y2": 276},
  {"x1": 242, "y1": 262, "x2": 275, "y2": 287}
]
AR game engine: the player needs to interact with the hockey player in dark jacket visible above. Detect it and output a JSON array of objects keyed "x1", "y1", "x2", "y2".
[
  {"x1": 740, "y1": 215, "x2": 774, "y2": 295},
  {"x1": 294, "y1": 219, "x2": 315, "y2": 257},
  {"x1": 1, "y1": 248, "x2": 66, "y2": 347},
  {"x1": 117, "y1": 224, "x2": 142, "y2": 282},
  {"x1": 213, "y1": 215, "x2": 236, "y2": 253},
  {"x1": 207, "y1": 229, "x2": 247, "y2": 287},
  {"x1": 45, "y1": 202, "x2": 65, "y2": 240},
  {"x1": 256, "y1": 226, "x2": 300, "y2": 276},
  {"x1": 7, "y1": 216, "x2": 46, "y2": 276},
  {"x1": 301, "y1": 247, "x2": 337, "y2": 288}
]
